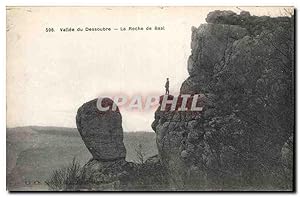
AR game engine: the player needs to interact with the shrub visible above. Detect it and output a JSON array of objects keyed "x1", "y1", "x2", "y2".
[{"x1": 45, "y1": 157, "x2": 84, "y2": 191}]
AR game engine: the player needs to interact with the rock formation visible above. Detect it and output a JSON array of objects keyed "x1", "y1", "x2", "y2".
[
  {"x1": 75, "y1": 98, "x2": 129, "y2": 190},
  {"x1": 76, "y1": 98, "x2": 168, "y2": 190},
  {"x1": 76, "y1": 98, "x2": 126, "y2": 161},
  {"x1": 73, "y1": 10, "x2": 294, "y2": 191},
  {"x1": 152, "y1": 10, "x2": 294, "y2": 190}
]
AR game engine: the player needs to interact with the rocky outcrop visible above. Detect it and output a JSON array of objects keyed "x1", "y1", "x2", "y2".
[
  {"x1": 75, "y1": 98, "x2": 130, "y2": 190},
  {"x1": 181, "y1": 23, "x2": 247, "y2": 94},
  {"x1": 73, "y1": 10, "x2": 294, "y2": 191},
  {"x1": 76, "y1": 98, "x2": 126, "y2": 161},
  {"x1": 152, "y1": 108, "x2": 204, "y2": 189},
  {"x1": 152, "y1": 10, "x2": 294, "y2": 190},
  {"x1": 80, "y1": 158, "x2": 136, "y2": 191},
  {"x1": 76, "y1": 98, "x2": 168, "y2": 190}
]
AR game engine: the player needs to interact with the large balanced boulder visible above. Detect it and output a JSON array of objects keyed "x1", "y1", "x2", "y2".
[
  {"x1": 76, "y1": 98, "x2": 126, "y2": 161},
  {"x1": 75, "y1": 98, "x2": 169, "y2": 191}
]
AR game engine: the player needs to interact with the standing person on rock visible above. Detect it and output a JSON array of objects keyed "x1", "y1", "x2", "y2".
[{"x1": 165, "y1": 78, "x2": 170, "y2": 95}]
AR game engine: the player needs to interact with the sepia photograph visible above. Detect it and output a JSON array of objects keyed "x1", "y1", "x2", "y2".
[{"x1": 6, "y1": 6, "x2": 295, "y2": 191}]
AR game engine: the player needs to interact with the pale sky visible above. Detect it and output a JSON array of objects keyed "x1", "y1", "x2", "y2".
[{"x1": 6, "y1": 6, "x2": 292, "y2": 131}]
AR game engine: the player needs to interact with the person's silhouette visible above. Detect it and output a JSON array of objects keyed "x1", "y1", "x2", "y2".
[{"x1": 165, "y1": 78, "x2": 169, "y2": 95}]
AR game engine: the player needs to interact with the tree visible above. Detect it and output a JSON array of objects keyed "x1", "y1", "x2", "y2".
[{"x1": 135, "y1": 143, "x2": 146, "y2": 164}]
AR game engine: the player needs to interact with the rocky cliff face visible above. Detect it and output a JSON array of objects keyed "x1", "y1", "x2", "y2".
[{"x1": 152, "y1": 10, "x2": 294, "y2": 190}]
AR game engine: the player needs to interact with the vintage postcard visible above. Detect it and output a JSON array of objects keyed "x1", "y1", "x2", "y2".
[{"x1": 6, "y1": 6, "x2": 295, "y2": 191}]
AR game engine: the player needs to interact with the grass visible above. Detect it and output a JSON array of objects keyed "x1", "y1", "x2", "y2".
[
  {"x1": 45, "y1": 157, "x2": 85, "y2": 191},
  {"x1": 7, "y1": 127, "x2": 157, "y2": 190}
]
